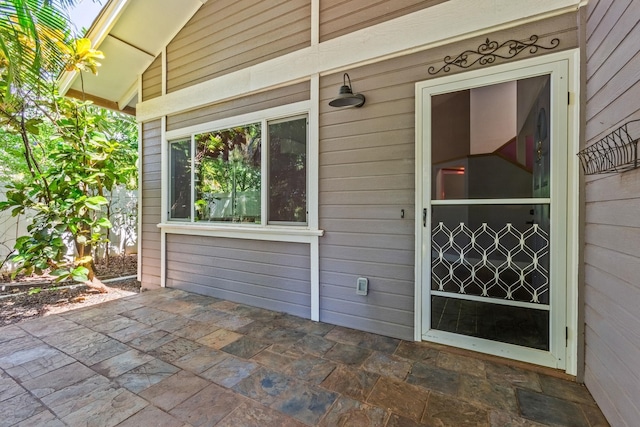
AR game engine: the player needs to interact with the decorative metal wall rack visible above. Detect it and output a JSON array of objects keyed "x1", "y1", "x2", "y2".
[
  {"x1": 428, "y1": 35, "x2": 560, "y2": 76},
  {"x1": 577, "y1": 120, "x2": 640, "y2": 175}
]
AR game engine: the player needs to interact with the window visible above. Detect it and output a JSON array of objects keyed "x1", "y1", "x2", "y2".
[
  {"x1": 194, "y1": 123, "x2": 261, "y2": 223},
  {"x1": 168, "y1": 115, "x2": 307, "y2": 225},
  {"x1": 169, "y1": 139, "x2": 191, "y2": 219},
  {"x1": 268, "y1": 117, "x2": 307, "y2": 223}
]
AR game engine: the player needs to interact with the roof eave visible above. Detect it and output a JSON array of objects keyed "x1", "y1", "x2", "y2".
[{"x1": 58, "y1": 0, "x2": 131, "y2": 97}]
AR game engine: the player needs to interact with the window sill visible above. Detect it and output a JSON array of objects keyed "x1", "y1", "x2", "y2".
[{"x1": 157, "y1": 222, "x2": 324, "y2": 243}]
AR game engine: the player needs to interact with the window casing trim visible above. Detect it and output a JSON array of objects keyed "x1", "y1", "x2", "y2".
[
  {"x1": 157, "y1": 222, "x2": 323, "y2": 244},
  {"x1": 165, "y1": 101, "x2": 310, "y2": 140}
]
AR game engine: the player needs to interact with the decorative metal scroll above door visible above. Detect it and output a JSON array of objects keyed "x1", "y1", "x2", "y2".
[
  {"x1": 577, "y1": 120, "x2": 640, "y2": 174},
  {"x1": 428, "y1": 36, "x2": 560, "y2": 75}
]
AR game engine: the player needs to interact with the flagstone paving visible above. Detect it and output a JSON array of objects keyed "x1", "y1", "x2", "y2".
[{"x1": 0, "y1": 288, "x2": 609, "y2": 426}]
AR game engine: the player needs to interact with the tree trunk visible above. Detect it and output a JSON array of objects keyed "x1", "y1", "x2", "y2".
[{"x1": 84, "y1": 265, "x2": 110, "y2": 293}]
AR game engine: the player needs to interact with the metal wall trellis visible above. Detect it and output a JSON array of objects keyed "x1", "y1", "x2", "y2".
[{"x1": 577, "y1": 120, "x2": 640, "y2": 174}]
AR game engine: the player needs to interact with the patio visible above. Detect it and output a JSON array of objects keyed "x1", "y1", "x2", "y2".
[{"x1": 0, "y1": 288, "x2": 607, "y2": 426}]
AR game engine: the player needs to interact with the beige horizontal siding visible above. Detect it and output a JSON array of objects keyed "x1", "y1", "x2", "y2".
[
  {"x1": 166, "y1": 0, "x2": 310, "y2": 93},
  {"x1": 583, "y1": 0, "x2": 640, "y2": 425},
  {"x1": 585, "y1": 0, "x2": 638, "y2": 141},
  {"x1": 320, "y1": 0, "x2": 446, "y2": 43},
  {"x1": 585, "y1": 223, "x2": 640, "y2": 259},
  {"x1": 166, "y1": 81, "x2": 310, "y2": 131},
  {"x1": 142, "y1": 54, "x2": 162, "y2": 102},
  {"x1": 584, "y1": 306, "x2": 640, "y2": 424},
  {"x1": 166, "y1": 235, "x2": 311, "y2": 318},
  {"x1": 141, "y1": 120, "x2": 162, "y2": 289},
  {"x1": 320, "y1": 58, "x2": 414, "y2": 338},
  {"x1": 318, "y1": 12, "x2": 577, "y2": 341},
  {"x1": 585, "y1": 197, "x2": 640, "y2": 228},
  {"x1": 584, "y1": 169, "x2": 640, "y2": 202}
]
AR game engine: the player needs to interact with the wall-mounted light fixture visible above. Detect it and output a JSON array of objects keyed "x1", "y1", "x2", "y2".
[{"x1": 328, "y1": 73, "x2": 365, "y2": 108}]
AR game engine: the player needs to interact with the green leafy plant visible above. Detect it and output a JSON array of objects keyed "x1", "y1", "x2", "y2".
[
  {"x1": 0, "y1": 1, "x2": 137, "y2": 290},
  {"x1": 0, "y1": 96, "x2": 136, "y2": 287}
]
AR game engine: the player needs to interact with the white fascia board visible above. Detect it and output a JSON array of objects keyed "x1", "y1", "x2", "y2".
[
  {"x1": 85, "y1": 0, "x2": 132, "y2": 50},
  {"x1": 137, "y1": 0, "x2": 580, "y2": 122},
  {"x1": 58, "y1": 0, "x2": 132, "y2": 95},
  {"x1": 58, "y1": 69, "x2": 78, "y2": 96},
  {"x1": 118, "y1": 81, "x2": 138, "y2": 110}
]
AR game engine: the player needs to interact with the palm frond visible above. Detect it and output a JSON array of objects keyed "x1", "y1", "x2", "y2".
[{"x1": 0, "y1": 0, "x2": 76, "y2": 93}]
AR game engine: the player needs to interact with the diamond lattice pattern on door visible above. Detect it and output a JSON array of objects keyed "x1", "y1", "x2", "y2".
[{"x1": 431, "y1": 222, "x2": 550, "y2": 303}]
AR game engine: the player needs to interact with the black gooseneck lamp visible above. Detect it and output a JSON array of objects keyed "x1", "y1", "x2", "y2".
[{"x1": 328, "y1": 73, "x2": 365, "y2": 108}]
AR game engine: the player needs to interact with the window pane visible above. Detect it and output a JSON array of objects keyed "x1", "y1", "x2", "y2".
[
  {"x1": 194, "y1": 124, "x2": 261, "y2": 223},
  {"x1": 169, "y1": 139, "x2": 192, "y2": 220},
  {"x1": 268, "y1": 117, "x2": 307, "y2": 223},
  {"x1": 431, "y1": 75, "x2": 551, "y2": 199}
]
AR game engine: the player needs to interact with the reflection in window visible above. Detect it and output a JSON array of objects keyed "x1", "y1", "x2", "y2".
[
  {"x1": 194, "y1": 124, "x2": 261, "y2": 223},
  {"x1": 169, "y1": 139, "x2": 191, "y2": 219},
  {"x1": 168, "y1": 114, "x2": 308, "y2": 226},
  {"x1": 268, "y1": 117, "x2": 307, "y2": 223},
  {"x1": 431, "y1": 75, "x2": 551, "y2": 199}
]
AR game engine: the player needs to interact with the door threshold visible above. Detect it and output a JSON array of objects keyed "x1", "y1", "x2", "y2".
[{"x1": 418, "y1": 338, "x2": 575, "y2": 381}]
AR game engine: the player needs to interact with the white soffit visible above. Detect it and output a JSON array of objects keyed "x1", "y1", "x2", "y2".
[
  {"x1": 60, "y1": 0, "x2": 204, "y2": 111},
  {"x1": 69, "y1": 35, "x2": 152, "y2": 100},
  {"x1": 109, "y1": 0, "x2": 199, "y2": 56}
]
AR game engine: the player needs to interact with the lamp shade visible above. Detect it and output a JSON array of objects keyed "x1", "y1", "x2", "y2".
[{"x1": 329, "y1": 73, "x2": 365, "y2": 108}]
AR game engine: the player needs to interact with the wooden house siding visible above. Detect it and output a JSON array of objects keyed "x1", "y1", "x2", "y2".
[
  {"x1": 141, "y1": 120, "x2": 162, "y2": 289},
  {"x1": 166, "y1": 81, "x2": 310, "y2": 131},
  {"x1": 318, "y1": 13, "x2": 578, "y2": 340},
  {"x1": 584, "y1": 0, "x2": 640, "y2": 425},
  {"x1": 141, "y1": 54, "x2": 162, "y2": 101},
  {"x1": 166, "y1": 0, "x2": 311, "y2": 93},
  {"x1": 319, "y1": 0, "x2": 447, "y2": 43},
  {"x1": 140, "y1": 2, "x2": 577, "y2": 340},
  {"x1": 166, "y1": 235, "x2": 311, "y2": 318}
]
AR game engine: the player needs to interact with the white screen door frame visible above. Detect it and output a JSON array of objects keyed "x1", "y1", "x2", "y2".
[{"x1": 414, "y1": 51, "x2": 580, "y2": 373}]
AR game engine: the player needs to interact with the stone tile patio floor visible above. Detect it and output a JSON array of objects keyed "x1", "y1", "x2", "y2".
[{"x1": 0, "y1": 288, "x2": 609, "y2": 427}]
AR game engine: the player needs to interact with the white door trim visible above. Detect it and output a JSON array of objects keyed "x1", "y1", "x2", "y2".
[{"x1": 414, "y1": 49, "x2": 580, "y2": 374}]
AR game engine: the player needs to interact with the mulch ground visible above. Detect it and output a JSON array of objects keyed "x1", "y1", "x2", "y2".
[{"x1": 0, "y1": 255, "x2": 140, "y2": 326}]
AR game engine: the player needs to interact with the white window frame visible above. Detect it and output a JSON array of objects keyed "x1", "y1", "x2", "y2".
[{"x1": 159, "y1": 101, "x2": 322, "y2": 244}]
